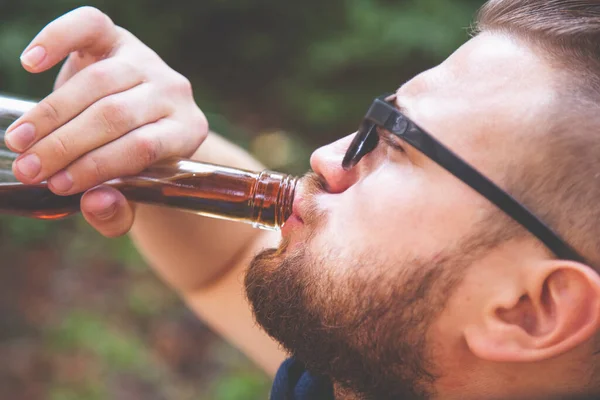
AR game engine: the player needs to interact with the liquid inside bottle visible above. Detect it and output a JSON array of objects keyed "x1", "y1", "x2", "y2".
[
  {"x1": 0, "y1": 95, "x2": 298, "y2": 230},
  {"x1": 0, "y1": 159, "x2": 298, "y2": 230}
]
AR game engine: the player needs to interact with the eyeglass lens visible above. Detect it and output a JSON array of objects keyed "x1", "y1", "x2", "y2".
[{"x1": 342, "y1": 121, "x2": 379, "y2": 170}]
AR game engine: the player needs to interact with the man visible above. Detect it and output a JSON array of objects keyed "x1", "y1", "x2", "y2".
[{"x1": 4, "y1": 0, "x2": 600, "y2": 398}]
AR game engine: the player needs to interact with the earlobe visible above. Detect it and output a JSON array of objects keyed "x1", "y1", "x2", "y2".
[{"x1": 464, "y1": 261, "x2": 600, "y2": 363}]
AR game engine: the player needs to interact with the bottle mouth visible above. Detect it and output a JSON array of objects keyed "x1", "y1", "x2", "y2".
[
  {"x1": 277, "y1": 174, "x2": 298, "y2": 226},
  {"x1": 251, "y1": 171, "x2": 298, "y2": 230}
]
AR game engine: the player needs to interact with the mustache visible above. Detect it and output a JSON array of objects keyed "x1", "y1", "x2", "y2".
[
  {"x1": 302, "y1": 171, "x2": 326, "y2": 196},
  {"x1": 299, "y1": 171, "x2": 327, "y2": 228}
]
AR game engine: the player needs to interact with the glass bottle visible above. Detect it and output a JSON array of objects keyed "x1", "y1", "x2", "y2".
[{"x1": 0, "y1": 94, "x2": 297, "y2": 230}]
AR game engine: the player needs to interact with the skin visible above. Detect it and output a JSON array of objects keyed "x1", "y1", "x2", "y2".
[{"x1": 7, "y1": 7, "x2": 600, "y2": 399}]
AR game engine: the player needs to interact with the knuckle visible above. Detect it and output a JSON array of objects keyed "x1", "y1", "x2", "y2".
[
  {"x1": 88, "y1": 59, "x2": 139, "y2": 92},
  {"x1": 88, "y1": 62, "x2": 117, "y2": 89},
  {"x1": 77, "y1": 6, "x2": 112, "y2": 30},
  {"x1": 169, "y1": 73, "x2": 193, "y2": 97},
  {"x1": 38, "y1": 100, "x2": 61, "y2": 124},
  {"x1": 194, "y1": 111, "x2": 209, "y2": 136},
  {"x1": 77, "y1": 5, "x2": 102, "y2": 16},
  {"x1": 113, "y1": 59, "x2": 139, "y2": 80},
  {"x1": 84, "y1": 154, "x2": 109, "y2": 182},
  {"x1": 95, "y1": 97, "x2": 131, "y2": 134},
  {"x1": 51, "y1": 134, "x2": 71, "y2": 158},
  {"x1": 135, "y1": 136, "x2": 161, "y2": 166}
]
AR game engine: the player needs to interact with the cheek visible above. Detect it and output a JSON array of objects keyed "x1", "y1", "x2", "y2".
[
  {"x1": 312, "y1": 164, "x2": 426, "y2": 264},
  {"x1": 312, "y1": 162, "x2": 484, "y2": 263}
]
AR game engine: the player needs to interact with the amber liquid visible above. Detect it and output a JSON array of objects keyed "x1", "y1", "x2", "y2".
[
  {"x1": 0, "y1": 159, "x2": 297, "y2": 229},
  {"x1": 0, "y1": 95, "x2": 297, "y2": 229},
  {"x1": 0, "y1": 183, "x2": 82, "y2": 220}
]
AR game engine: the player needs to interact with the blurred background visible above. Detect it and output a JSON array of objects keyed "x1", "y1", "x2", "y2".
[{"x1": 0, "y1": 0, "x2": 484, "y2": 398}]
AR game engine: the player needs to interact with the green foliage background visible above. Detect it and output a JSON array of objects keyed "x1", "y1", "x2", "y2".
[{"x1": 0, "y1": 0, "x2": 483, "y2": 398}]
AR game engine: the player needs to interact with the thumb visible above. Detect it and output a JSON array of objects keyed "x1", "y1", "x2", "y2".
[{"x1": 81, "y1": 185, "x2": 135, "y2": 238}]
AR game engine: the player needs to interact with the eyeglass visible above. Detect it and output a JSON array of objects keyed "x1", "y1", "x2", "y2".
[{"x1": 342, "y1": 93, "x2": 585, "y2": 264}]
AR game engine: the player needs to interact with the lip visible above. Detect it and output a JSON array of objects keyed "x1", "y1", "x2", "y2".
[
  {"x1": 281, "y1": 213, "x2": 302, "y2": 236},
  {"x1": 281, "y1": 181, "x2": 305, "y2": 236},
  {"x1": 292, "y1": 186, "x2": 304, "y2": 223}
]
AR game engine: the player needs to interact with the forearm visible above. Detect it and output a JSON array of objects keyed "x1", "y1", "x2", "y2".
[{"x1": 128, "y1": 132, "x2": 269, "y2": 293}]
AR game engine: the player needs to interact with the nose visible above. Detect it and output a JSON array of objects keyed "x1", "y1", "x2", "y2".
[{"x1": 309, "y1": 133, "x2": 361, "y2": 193}]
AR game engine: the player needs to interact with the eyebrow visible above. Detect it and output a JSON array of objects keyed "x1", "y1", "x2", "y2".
[
  {"x1": 389, "y1": 93, "x2": 415, "y2": 120},
  {"x1": 385, "y1": 94, "x2": 426, "y2": 162}
]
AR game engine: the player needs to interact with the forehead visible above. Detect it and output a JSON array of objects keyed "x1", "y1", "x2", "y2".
[{"x1": 395, "y1": 33, "x2": 559, "y2": 177}]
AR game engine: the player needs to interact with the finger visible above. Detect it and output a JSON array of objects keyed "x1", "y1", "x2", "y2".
[
  {"x1": 54, "y1": 54, "x2": 79, "y2": 90},
  {"x1": 20, "y1": 6, "x2": 119, "y2": 73},
  {"x1": 5, "y1": 57, "x2": 145, "y2": 153},
  {"x1": 53, "y1": 51, "x2": 94, "y2": 90},
  {"x1": 47, "y1": 118, "x2": 191, "y2": 195},
  {"x1": 80, "y1": 185, "x2": 135, "y2": 238},
  {"x1": 12, "y1": 83, "x2": 171, "y2": 187},
  {"x1": 53, "y1": 27, "x2": 148, "y2": 90}
]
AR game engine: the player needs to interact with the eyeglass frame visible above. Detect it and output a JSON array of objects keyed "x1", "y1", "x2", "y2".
[{"x1": 342, "y1": 93, "x2": 585, "y2": 264}]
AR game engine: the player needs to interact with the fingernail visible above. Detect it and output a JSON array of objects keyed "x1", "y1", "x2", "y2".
[
  {"x1": 49, "y1": 170, "x2": 73, "y2": 193},
  {"x1": 15, "y1": 154, "x2": 41, "y2": 179},
  {"x1": 5, "y1": 123, "x2": 35, "y2": 152},
  {"x1": 20, "y1": 46, "x2": 47, "y2": 68}
]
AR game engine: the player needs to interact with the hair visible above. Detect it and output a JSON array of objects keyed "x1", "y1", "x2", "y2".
[
  {"x1": 475, "y1": 0, "x2": 600, "y2": 387},
  {"x1": 474, "y1": 0, "x2": 600, "y2": 269}
]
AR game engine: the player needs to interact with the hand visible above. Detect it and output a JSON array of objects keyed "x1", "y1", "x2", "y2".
[{"x1": 4, "y1": 7, "x2": 208, "y2": 237}]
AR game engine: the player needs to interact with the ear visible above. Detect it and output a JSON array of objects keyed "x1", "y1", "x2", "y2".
[{"x1": 464, "y1": 260, "x2": 600, "y2": 363}]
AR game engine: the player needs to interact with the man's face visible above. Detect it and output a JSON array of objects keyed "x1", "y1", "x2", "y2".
[{"x1": 246, "y1": 33, "x2": 560, "y2": 399}]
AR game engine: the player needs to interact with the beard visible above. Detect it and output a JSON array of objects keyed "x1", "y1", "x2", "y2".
[{"x1": 245, "y1": 172, "x2": 510, "y2": 400}]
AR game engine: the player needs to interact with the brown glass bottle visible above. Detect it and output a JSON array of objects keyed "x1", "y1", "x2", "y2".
[
  {"x1": 0, "y1": 159, "x2": 298, "y2": 230},
  {"x1": 0, "y1": 95, "x2": 297, "y2": 230}
]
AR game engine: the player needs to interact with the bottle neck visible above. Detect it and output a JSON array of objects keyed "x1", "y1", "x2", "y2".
[
  {"x1": 0, "y1": 95, "x2": 35, "y2": 130},
  {"x1": 251, "y1": 170, "x2": 298, "y2": 229}
]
